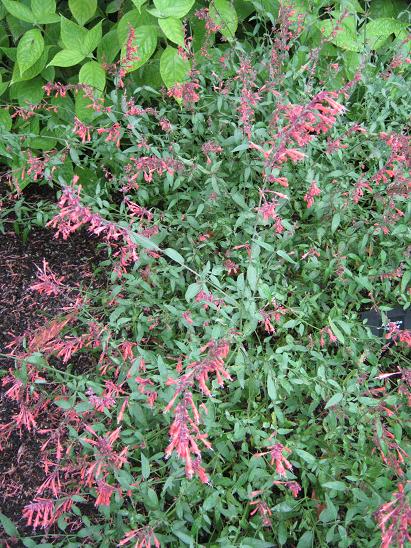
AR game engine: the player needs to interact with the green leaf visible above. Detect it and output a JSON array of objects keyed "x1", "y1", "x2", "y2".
[
  {"x1": 185, "y1": 283, "x2": 200, "y2": 301},
  {"x1": 158, "y1": 17, "x2": 185, "y2": 46},
  {"x1": 12, "y1": 76, "x2": 44, "y2": 105},
  {"x1": 120, "y1": 25, "x2": 157, "y2": 72},
  {"x1": 79, "y1": 61, "x2": 106, "y2": 92},
  {"x1": 0, "y1": 511, "x2": 19, "y2": 537},
  {"x1": 276, "y1": 250, "x2": 297, "y2": 264},
  {"x1": 97, "y1": 29, "x2": 120, "y2": 64},
  {"x1": 12, "y1": 46, "x2": 49, "y2": 83},
  {"x1": 17, "y1": 29, "x2": 44, "y2": 74},
  {"x1": 82, "y1": 20, "x2": 102, "y2": 55},
  {"x1": 159, "y1": 46, "x2": 190, "y2": 88},
  {"x1": 131, "y1": 0, "x2": 147, "y2": 10},
  {"x1": 31, "y1": 0, "x2": 59, "y2": 23},
  {"x1": 325, "y1": 393, "x2": 343, "y2": 409},
  {"x1": 295, "y1": 448, "x2": 316, "y2": 464},
  {"x1": 331, "y1": 212, "x2": 340, "y2": 234},
  {"x1": 329, "y1": 320, "x2": 345, "y2": 344},
  {"x1": 296, "y1": 531, "x2": 313, "y2": 548},
  {"x1": 117, "y1": 8, "x2": 157, "y2": 45},
  {"x1": 165, "y1": 247, "x2": 185, "y2": 265},
  {"x1": 141, "y1": 453, "x2": 150, "y2": 479},
  {"x1": 322, "y1": 481, "x2": 346, "y2": 491},
  {"x1": 267, "y1": 374, "x2": 277, "y2": 401},
  {"x1": 365, "y1": 18, "x2": 408, "y2": 49},
  {"x1": 61, "y1": 15, "x2": 87, "y2": 52},
  {"x1": 0, "y1": 108, "x2": 12, "y2": 130},
  {"x1": 69, "y1": 0, "x2": 97, "y2": 25},
  {"x1": 320, "y1": 19, "x2": 362, "y2": 52},
  {"x1": 246, "y1": 264, "x2": 257, "y2": 290},
  {"x1": 2, "y1": 0, "x2": 34, "y2": 22},
  {"x1": 153, "y1": 0, "x2": 194, "y2": 18},
  {"x1": 209, "y1": 0, "x2": 238, "y2": 41},
  {"x1": 48, "y1": 49, "x2": 85, "y2": 67}
]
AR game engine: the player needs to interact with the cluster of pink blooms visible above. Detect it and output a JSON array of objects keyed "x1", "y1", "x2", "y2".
[
  {"x1": 319, "y1": 326, "x2": 338, "y2": 347},
  {"x1": 259, "y1": 303, "x2": 287, "y2": 334},
  {"x1": 236, "y1": 58, "x2": 261, "y2": 139},
  {"x1": 47, "y1": 177, "x2": 158, "y2": 274},
  {"x1": 202, "y1": 140, "x2": 223, "y2": 164},
  {"x1": 255, "y1": 442, "x2": 293, "y2": 478},
  {"x1": 385, "y1": 323, "x2": 411, "y2": 348},
  {"x1": 30, "y1": 259, "x2": 65, "y2": 296},
  {"x1": 167, "y1": 80, "x2": 201, "y2": 107},
  {"x1": 304, "y1": 180, "x2": 321, "y2": 208},
  {"x1": 195, "y1": 8, "x2": 221, "y2": 33},
  {"x1": 24, "y1": 150, "x2": 55, "y2": 182},
  {"x1": 43, "y1": 81, "x2": 92, "y2": 98},
  {"x1": 73, "y1": 116, "x2": 92, "y2": 143},
  {"x1": 97, "y1": 122, "x2": 122, "y2": 148},
  {"x1": 164, "y1": 340, "x2": 230, "y2": 482},
  {"x1": 117, "y1": 26, "x2": 140, "y2": 88},
  {"x1": 124, "y1": 155, "x2": 184, "y2": 186},
  {"x1": 249, "y1": 497, "x2": 273, "y2": 527},
  {"x1": 375, "y1": 482, "x2": 411, "y2": 548},
  {"x1": 11, "y1": 101, "x2": 57, "y2": 120},
  {"x1": 195, "y1": 289, "x2": 225, "y2": 309}
]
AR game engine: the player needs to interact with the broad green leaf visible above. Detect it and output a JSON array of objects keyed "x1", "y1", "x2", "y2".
[
  {"x1": 325, "y1": 392, "x2": 343, "y2": 409},
  {"x1": 2, "y1": 0, "x2": 34, "y2": 22},
  {"x1": 61, "y1": 15, "x2": 87, "y2": 52},
  {"x1": 12, "y1": 46, "x2": 49, "y2": 83},
  {"x1": 277, "y1": 249, "x2": 297, "y2": 264},
  {"x1": 11, "y1": 76, "x2": 44, "y2": 105},
  {"x1": 97, "y1": 29, "x2": 120, "y2": 64},
  {"x1": 329, "y1": 319, "x2": 345, "y2": 344},
  {"x1": 159, "y1": 46, "x2": 190, "y2": 88},
  {"x1": 79, "y1": 61, "x2": 106, "y2": 92},
  {"x1": 153, "y1": 0, "x2": 194, "y2": 18},
  {"x1": 295, "y1": 448, "x2": 316, "y2": 464},
  {"x1": 120, "y1": 25, "x2": 157, "y2": 72},
  {"x1": 31, "y1": 0, "x2": 59, "y2": 23},
  {"x1": 185, "y1": 283, "x2": 201, "y2": 301},
  {"x1": 158, "y1": 17, "x2": 185, "y2": 46},
  {"x1": 369, "y1": 0, "x2": 408, "y2": 19},
  {"x1": 296, "y1": 531, "x2": 313, "y2": 548},
  {"x1": 0, "y1": 109, "x2": 11, "y2": 130},
  {"x1": 131, "y1": 0, "x2": 147, "y2": 10},
  {"x1": 17, "y1": 29, "x2": 44, "y2": 74},
  {"x1": 165, "y1": 247, "x2": 185, "y2": 265},
  {"x1": 82, "y1": 20, "x2": 102, "y2": 55},
  {"x1": 322, "y1": 481, "x2": 346, "y2": 491},
  {"x1": 48, "y1": 49, "x2": 85, "y2": 67},
  {"x1": 209, "y1": 0, "x2": 238, "y2": 41},
  {"x1": 331, "y1": 212, "x2": 340, "y2": 234},
  {"x1": 75, "y1": 89, "x2": 101, "y2": 123},
  {"x1": 365, "y1": 17, "x2": 408, "y2": 49},
  {"x1": 117, "y1": 8, "x2": 157, "y2": 45},
  {"x1": 320, "y1": 19, "x2": 362, "y2": 52},
  {"x1": 69, "y1": 0, "x2": 97, "y2": 25}
]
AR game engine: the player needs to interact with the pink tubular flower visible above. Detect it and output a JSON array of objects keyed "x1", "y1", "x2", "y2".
[
  {"x1": 304, "y1": 181, "x2": 321, "y2": 208},
  {"x1": 97, "y1": 123, "x2": 122, "y2": 147},
  {"x1": 182, "y1": 311, "x2": 193, "y2": 324},
  {"x1": 167, "y1": 80, "x2": 200, "y2": 107},
  {"x1": 249, "y1": 498, "x2": 272, "y2": 527},
  {"x1": 273, "y1": 480, "x2": 302, "y2": 498},
  {"x1": 202, "y1": 141, "x2": 223, "y2": 164},
  {"x1": 23, "y1": 498, "x2": 56, "y2": 528},
  {"x1": 95, "y1": 479, "x2": 116, "y2": 506},
  {"x1": 118, "y1": 526, "x2": 160, "y2": 547},
  {"x1": 255, "y1": 442, "x2": 293, "y2": 478},
  {"x1": 73, "y1": 116, "x2": 92, "y2": 143},
  {"x1": 319, "y1": 326, "x2": 337, "y2": 347},
  {"x1": 30, "y1": 259, "x2": 65, "y2": 296},
  {"x1": 375, "y1": 482, "x2": 411, "y2": 548}
]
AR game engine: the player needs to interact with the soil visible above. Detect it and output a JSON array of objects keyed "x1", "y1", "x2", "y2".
[{"x1": 0, "y1": 202, "x2": 103, "y2": 542}]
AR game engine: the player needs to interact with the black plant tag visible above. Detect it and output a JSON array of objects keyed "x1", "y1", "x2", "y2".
[{"x1": 360, "y1": 307, "x2": 411, "y2": 337}]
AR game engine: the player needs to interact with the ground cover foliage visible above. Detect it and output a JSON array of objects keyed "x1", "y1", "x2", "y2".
[{"x1": 0, "y1": 2, "x2": 410, "y2": 547}]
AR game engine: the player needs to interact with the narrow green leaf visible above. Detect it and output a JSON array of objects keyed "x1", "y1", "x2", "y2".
[
  {"x1": 267, "y1": 374, "x2": 277, "y2": 401},
  {"x1": 246, "y1": 264, "x2": 257, "y2": 290},
  {"x1": 276, "y1": 250, "x2": 297, "y2": 264},
  {"x1": 141, "y1": 453, "x2": 150, "y2": 479},
  {"x1": 322, "y1": 481, "x2": 346, "y2": 491},
  {"x1": 165, "y1": 247, "x2": 185, "y2": 265},
  {"x1": 0, "y1": 511, "x2": 19, "y2": 537},
  {"x1": 331, "y1": 212, "x2": 341, "y2": 234},
  {"x1": 325, "y1": 393, "x2": 343, "y2": 409}
]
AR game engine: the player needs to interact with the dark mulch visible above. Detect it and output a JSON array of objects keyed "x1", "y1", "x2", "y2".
[{"x1": 0, "y1": 216, "x2": 104, "y2": 540}]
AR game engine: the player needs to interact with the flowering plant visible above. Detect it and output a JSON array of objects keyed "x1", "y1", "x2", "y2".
[{"x1": 0, "y1": 4, "x2": 410, "y2": 547}]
